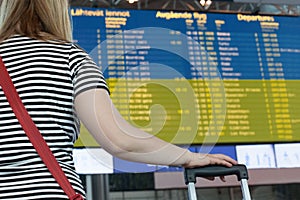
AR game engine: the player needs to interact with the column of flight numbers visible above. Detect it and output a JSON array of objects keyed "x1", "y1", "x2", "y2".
[
  {"x1": 105, "y1": 29, "x2": 130, "y2": 119},
  {"x1": 106, "y1": 29, "x2": 125, "y2": 77},
  {"x1": 261, "y1": 32, "x2": 292, "y2": 140},
  {"x1": 264, "y1": 33, "x2": 293, "y2": 140}
]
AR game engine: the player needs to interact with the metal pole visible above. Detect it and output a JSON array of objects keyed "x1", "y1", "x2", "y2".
[
  {"x1": 85, "y1": 175, "x2": 93, "y2": 200},
  {"x1": 188, "y1": 182, "x2": 197, "y2": 200},
  {"x1": 241, "y1": 179, "x2": 252, "y2": 200},
  {"x1": 92, "y1": 174, "x2": 110, "y2": 200}
]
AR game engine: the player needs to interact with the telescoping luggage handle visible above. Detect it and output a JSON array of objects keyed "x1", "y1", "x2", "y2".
[
  {"x1": 184, "y1": 164, "x2": 248, "y2": 184},
  {"x1": 184, "y1": 164, "x2": 251, "y2": 200}
]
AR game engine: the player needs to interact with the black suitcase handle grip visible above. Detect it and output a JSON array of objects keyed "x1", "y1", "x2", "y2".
[{"x1": 184, "y1": 164, "x2": 249, "y2": 184}]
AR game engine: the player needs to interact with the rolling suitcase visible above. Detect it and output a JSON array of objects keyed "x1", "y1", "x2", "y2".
[{"x1": 184, "y1": 164, "x2": 251, "y2": 200}]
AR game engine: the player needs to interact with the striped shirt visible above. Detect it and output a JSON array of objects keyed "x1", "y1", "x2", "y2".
[{"x1": 0, "y1": 35, "x2": 109, "y2": 199}]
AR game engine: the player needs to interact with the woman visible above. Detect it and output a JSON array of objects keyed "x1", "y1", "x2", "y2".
[{"x1": 0, "y1": 0, "x2": 237, "y2": 199}]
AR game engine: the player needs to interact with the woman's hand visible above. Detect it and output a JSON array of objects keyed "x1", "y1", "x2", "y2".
[
  {"x1": 183, "y1": 152, "x2": 238, "y2": 168},
  {"x1": 183, "y1": 152, "x2": 238, "y2": 182}
]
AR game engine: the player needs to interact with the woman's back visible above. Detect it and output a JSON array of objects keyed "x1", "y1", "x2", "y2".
[{"x1": 0, "y1": 35, "x2": 87, "y2": 199}]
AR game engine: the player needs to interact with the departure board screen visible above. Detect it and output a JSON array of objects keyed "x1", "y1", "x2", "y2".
[{"x1": 71, "y1": 8, "x2": 300, "y2": 146}]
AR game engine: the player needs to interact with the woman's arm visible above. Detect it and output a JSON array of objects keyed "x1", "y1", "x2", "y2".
[{"x1": 74, "y1": 89, "x2": 237, "y2": 168}]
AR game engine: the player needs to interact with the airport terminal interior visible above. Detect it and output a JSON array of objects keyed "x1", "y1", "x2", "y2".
[{"x1": 70, "y1": 0, "x2": 300, "y2": 199}]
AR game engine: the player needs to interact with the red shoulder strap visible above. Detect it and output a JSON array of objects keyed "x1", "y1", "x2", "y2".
[{"x1": 0, "y1": 57, "x2": 83, "y2": 200}]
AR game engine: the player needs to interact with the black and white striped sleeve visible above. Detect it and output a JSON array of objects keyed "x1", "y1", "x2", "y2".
[{"x1": 69, "y1": 44, "x2": 109, "y2": 97}]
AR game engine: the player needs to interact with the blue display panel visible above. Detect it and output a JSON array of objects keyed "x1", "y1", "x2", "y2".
[{"x1": 71, "y1": 8, "x2": 300, "y2": 147}]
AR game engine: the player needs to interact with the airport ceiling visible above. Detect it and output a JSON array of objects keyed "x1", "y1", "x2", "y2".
[{"x1": 70, "y1": 0, "x2": 300, "y2": 15}]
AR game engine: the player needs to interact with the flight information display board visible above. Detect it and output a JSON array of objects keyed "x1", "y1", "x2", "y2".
[{"x1": 71, "y1": 8, "x2": 300, "y2": 146}]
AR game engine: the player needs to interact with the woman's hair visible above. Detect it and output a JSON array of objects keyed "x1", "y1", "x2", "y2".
[{"x1": 0, "y1": 0, "x2": 72, "y2": 42}]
